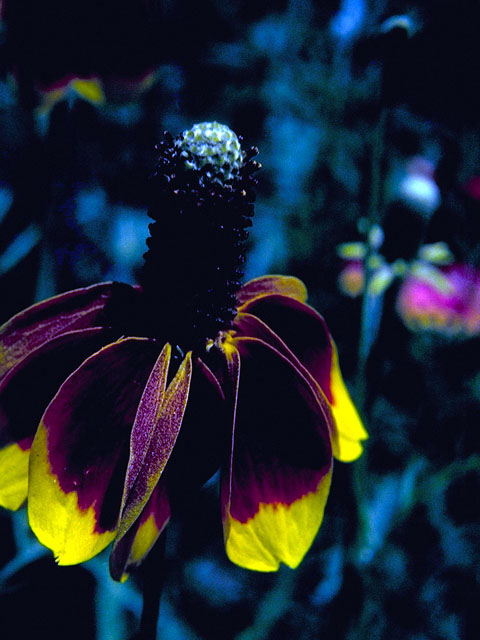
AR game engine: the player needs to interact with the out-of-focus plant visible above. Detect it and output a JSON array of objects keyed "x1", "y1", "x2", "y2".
[
  {"x1": 397, "y1": 263, "x2": 480, "y2": 336},
  {"x1": 336, "y1": 236, "x2": 476, "y2": 336},
  {"x1": 0, "y1": 0, "x2": 165, "y2": 315}
]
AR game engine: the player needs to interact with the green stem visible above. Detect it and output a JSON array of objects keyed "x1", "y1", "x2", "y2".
[
  {"x1": 417, "y1": 454, "x2": 480, "y2": 503},
  {"x1": 355, "y1": 106, "x2": 388, "y2": 410},
  {"x1": 136, "y1": 534, "x2": 167, "y2": 640},
  {"x1": 368, "y1": 108, "x2": 387, "y2": 227},
  {"x1": 353, "y1": 107, "x2": 388, "y2": 559}
]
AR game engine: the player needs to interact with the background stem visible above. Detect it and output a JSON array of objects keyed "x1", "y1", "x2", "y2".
[
  {"x1": 353, "y1": 106, "x2": 388, "y2": 559},
  {"x1": 136, "y1": 534, "x2": 167, "y2": 640}
]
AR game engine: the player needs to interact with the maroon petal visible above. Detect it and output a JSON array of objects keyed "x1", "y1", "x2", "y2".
[
  {"x1": 28, "y1": 337, "x2": 159, "y2": 565},
  {"x1": 0, "y1": 327, "x2": 118, "y2": 511},
  {"x1": 234, "y1": 311, "x2": 317, "y2": 383},
  {"x1": 236, "y1": 275, "x2": 308, "y2": 308},
  {"x1": 235, "y1": 297, "x2": 367, "y2": 462},
  {"x1": 164, "y1": 356, "x2": 228, "y2": 506},
  {"x1": 236, "y1": 294, "x2": 333, "y2": 400},
  {"x1": 0, "y1": 282, "x2": 140, "y2": 383},
  {"x1": 221, "y1": 336, "x2": 333, "y2": 571},
  {"x1": 232, "y1": 312, "x2": 333, "y2": 422},
  {"x1": 0, "y1": 327, "x2": 117, "y2": 450}
]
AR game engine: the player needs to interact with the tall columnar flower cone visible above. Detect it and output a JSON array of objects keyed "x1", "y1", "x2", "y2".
[{"x1": 0, "y1": 123, "x2": 367, "y2": 579}]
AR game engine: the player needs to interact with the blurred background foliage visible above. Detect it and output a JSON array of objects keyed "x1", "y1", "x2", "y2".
[{"x1": 1, "y1": 1, "x2": 480, "y2": 638}]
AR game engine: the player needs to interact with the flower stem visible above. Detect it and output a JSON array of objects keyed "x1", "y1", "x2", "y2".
[
  {"x1": 136, "y1": 534, "x2": 167, "y2": 640},
  {"x1": 353, "y1": 106, "x2": 388, "y2": 560},
  {"x1": 355, "y1": 106, "x2": 387, "y2": 410}
]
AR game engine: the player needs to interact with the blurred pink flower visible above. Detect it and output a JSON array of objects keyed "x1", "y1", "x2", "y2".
[
  {"x1": 396, "y1": 264, "x2": 480, "y2": 336},
  {"x1": 338, "y1": 260, "x2": 365, "y2": 298}
]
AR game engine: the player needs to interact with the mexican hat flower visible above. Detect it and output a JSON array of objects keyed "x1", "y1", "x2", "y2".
[{"x1": 0, "y1": 122, "x2": 367, "y2": 580}]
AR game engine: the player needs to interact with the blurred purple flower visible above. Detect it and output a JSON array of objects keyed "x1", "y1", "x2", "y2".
[{"x1": 397, "y1": 264, "x2": 480, "y2": 336}]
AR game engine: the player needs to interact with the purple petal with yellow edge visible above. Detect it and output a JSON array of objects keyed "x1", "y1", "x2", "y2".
[
  {"x1": 0, "y1": 328, "x2": 116, "y2": 448},
  {"x1": 237, "y1": 295, "x2": 332, "y2": 396},
  {"x1": 233, "y1": 313, "x2": 363, "y2": 461},
  {"x1": 28, "y1": 337, "x2": 159, "y2": 565},
  {"x1": 117, "y1": 351, "x2": 192, "y2": 541},
  {"x1": 236, "y1": 295, "x2": 367, "y2": 462},
  {"x1": 236, "y1": 275, "x2": 307, "y2": 309},
  {"x1": 233, "y1": 312, "x2": 333, "y2": 424},
  {"x1": 0, "y1": 327, "x2": 116, "y2": 511},
  {"x1": 110, "y1": 480, "x2": 170, "y2": 582},
  {"x1": 0, "y1": 282, "x2": 139, "y2": 382},
  {"x1": 221, "y1": 336, "x2": 333, "y2": 572}
]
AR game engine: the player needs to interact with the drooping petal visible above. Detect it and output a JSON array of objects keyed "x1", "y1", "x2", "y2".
[
  {"x1": 328, "y1": 342, "x2": 367, "y2": 462},
  {"x1": 220, "y1": 336, "x2": 333, "y2": 572},
  {"x1": 117, "y1": 351, "x2": 192, "y2": 541},
  {"x1": 234, "y1": 312, "x2": 364, "y2": 463},
  {"x1": 237, "y1": 295, "x2": 330, "y2": 397},
  {"x1": 111, "y1": 355, "x2": 225, "y2": 581},
  {"x1": 0, "y1": 328, "x2": 116, "y2": 446},
  {"x1": 233, "y1": 311, "x2": 331, "y2": 415},
  {"x1": 236, "y1": 275, "x2": 308, "y2": 308},
  {"x1": 110, "y1": 480, "x2": 171, "y2": 582},
  {"x1": 0, "y1": 282, "x2": 139, "y2": 382},
  {"x1": 0, "y1": 327, "x2": 116, "y2": 510},
  {"x1": 119, "y1": 343, "x2": 172, "y2": 514},
  {"x1": 28, "y1": 337, "x2": 159, "y2": 565},
  {"x1": 0, "y1": 439, "x2": 31, "y2": 510},
  {"x1": 236, "y1": 294, "x2": 367, "y2": 461}
]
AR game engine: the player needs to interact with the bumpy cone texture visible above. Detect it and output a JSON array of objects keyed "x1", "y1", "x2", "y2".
[{"x1": 140, "y1": 123, "x2": 260, "y2": 352}]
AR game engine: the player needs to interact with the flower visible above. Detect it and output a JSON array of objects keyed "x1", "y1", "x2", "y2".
[
  {"x1": 3, "y1": 1, "x2": 160, "y2": 90},
  {"x1": 397, "y1": 263, "x2": 480, "y2": 336},
  {"x1": 396, "y1": 156, "x2": 441, "y2": 216},
  {"x1": 336, "y1": 228, "x2": 475, "y2": 337},
  {"x1": 2, "y1": 1, "x2": 159, "y2": 115},
  {"x1": 36, "y1": 75, "x2": 105, "y2": 116},
  {"x1": 0, "y1": 123, "x2": 367, "y2": 579},
  {"x1": 338, "y1": 259, "x2": 365, "y2": 298}
]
